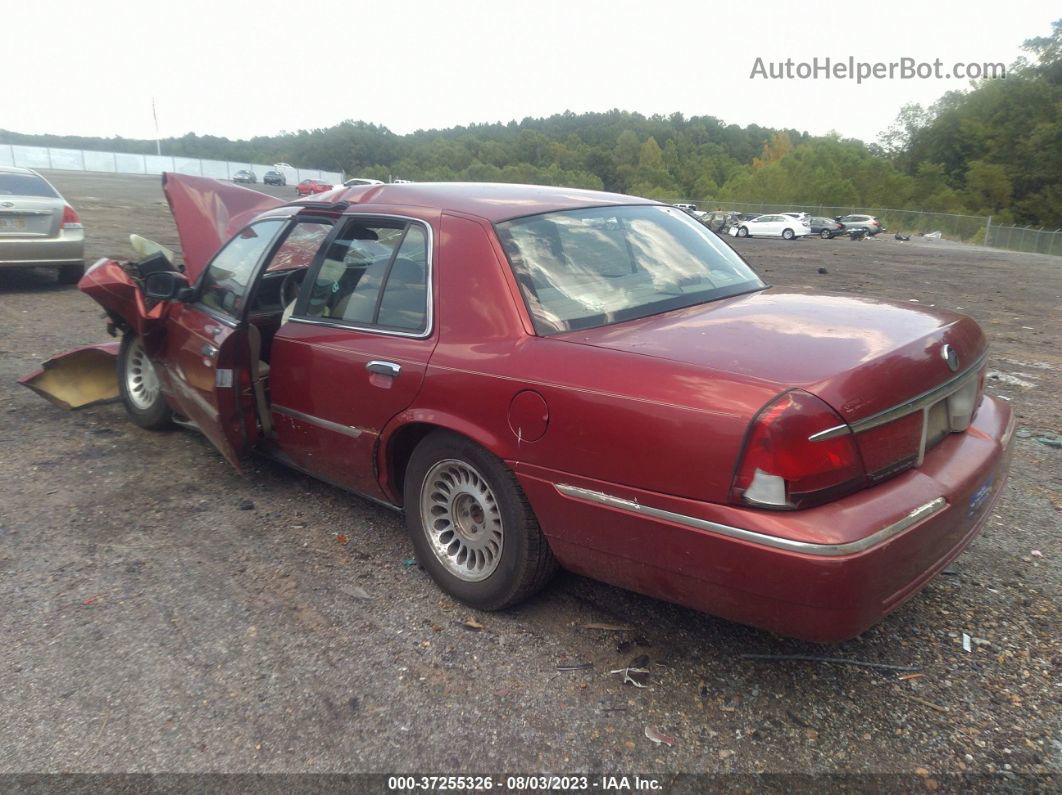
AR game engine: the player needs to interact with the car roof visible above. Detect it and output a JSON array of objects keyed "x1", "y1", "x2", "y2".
[
  {"x1": 328, "y1": 181, "x2": 658, "y2": 222},
  {"x1": 0, "y1": 165, "x2": 38, "y2": 176}
]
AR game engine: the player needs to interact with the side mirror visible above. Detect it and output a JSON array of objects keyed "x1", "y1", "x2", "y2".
[{"x1": 144, "y1": 270, "x2": 193, "y2": 302}]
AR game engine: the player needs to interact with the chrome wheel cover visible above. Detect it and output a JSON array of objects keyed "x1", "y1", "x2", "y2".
[
  {"x1": 420, "y1": 459, "x2": 503, "y2": 582},
  {"x1": 125, "y1": 337, "x2": 160, "y2": 410}
]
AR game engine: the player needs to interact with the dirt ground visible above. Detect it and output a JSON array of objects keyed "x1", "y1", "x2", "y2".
[{"x1": 0, "y1": 172, "x2": 1058, "y2": 781}]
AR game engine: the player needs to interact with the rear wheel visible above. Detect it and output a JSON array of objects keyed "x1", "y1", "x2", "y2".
[
  {"x1": 118, "y1": 334, "x2": 172, "y2": 429},
  {"x1": 404, "y1": 431, "x2": 557, "y2": 610},
  {"x1": 782, "y1": 228, "x2": 795, "y2": 240},
  {"x1": 820, "y1": 229, "x2": 832, "y2": 239},
  {"x1": 57, "y1": 263, "x2": 84, "y2": 284}
]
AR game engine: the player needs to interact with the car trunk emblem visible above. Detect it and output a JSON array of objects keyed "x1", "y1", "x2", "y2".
[{"x1": 941, "y1": 344, "x2": 960, "y2": 372}]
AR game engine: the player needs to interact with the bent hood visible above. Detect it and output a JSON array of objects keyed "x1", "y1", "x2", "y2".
[
  {"x1": 554, "y1": 289, "x2": 986, "y2": 422},
  {"x1": 163, "y1": 173, "x2": 284, "y2": 280}
]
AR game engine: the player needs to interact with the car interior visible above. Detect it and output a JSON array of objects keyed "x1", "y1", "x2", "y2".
[{"x1": 235, "y1": 217, "x2": 429, "y2": 435}]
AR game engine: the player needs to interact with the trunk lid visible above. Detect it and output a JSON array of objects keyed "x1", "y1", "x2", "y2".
[
  {"x1": 0, "y1": 196, "x2": 61, "y2": 238},
  {"x1": 553, "y1": 289, "x2": 986, "y2": 424}
]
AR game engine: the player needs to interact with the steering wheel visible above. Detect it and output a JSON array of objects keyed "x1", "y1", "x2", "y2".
[{"x1": 280, "y1": 268, "x2": 307, "y2": 308}]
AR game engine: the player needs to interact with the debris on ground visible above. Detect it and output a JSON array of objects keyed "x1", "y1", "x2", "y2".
[
  {"x1": 644, "y1": 725, "x2": 676, "y2": 746},
  {"x1": 238, "y1": 499, "x2": 255, "y2": 510},
  {"x1": 986, "y1": 370, "x2": 1036, "y2": 389},
  {"x1": 962, "y1": 633, "x2": 972, "y2": 652},
  {"x1": 924, "y1": 231, "x2": 942, "y2": 239},
  {"x1": 610, "y1": 654, "x2": 651, "y2": 687},
  {"x1": 335, "y1": 534, "x2": 349, "y2": 545},
  {"x1": 1034, "y1": 435, "x2": 1061, "y2": 449},
  {"x1": 895, "y1": 233, "x2": 911, "y2": 241},
  {"x1": 817, "y1": 267, "x2": 828, "y2": 274},
  {"x1": 401, "y1": 558, "x2": 417, "y2": 567},
  {"x1": 337, "y1": 584, "x2": 372, "y2": 601},
  {"x1": 583, "y1": 622, "x2": 634, "y2": 631},
  {"x1": 462, "y1": 617, "x2": 484, "y2": 631},
  {"x1": 739, "y1": 654, "x2": 919, "y2": 672},
  {"x1": 1031, "y1": 549, "x2": 1044, "y2": 557}
]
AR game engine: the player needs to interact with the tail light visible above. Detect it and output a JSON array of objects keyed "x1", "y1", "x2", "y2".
[
  {"x1": 731, "y1": 390, "x2": 866, "y2": 510},
  {"x1": 61, "y1": 205, "x2": 82, "y2": 230}
]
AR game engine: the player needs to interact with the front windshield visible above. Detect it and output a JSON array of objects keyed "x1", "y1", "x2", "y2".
[{"x1": 495, "y1": 204, "x2": 765, "y2": 334}]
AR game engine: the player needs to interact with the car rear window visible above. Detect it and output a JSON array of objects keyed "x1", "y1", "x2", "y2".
[
  {"x1": 496, "y1": 205, "x2": 765, "y2": 335},
  {"x1": 0, "y1": 173, "x2": 59, "y2": 198}
]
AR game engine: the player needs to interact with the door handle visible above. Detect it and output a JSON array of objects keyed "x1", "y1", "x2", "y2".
[
  {"x1": 366, "y1": 360, "x2": 401, "y2": 378},
  {"x1": 200, "y1": 343, "x2": 219, "y2": 359}
]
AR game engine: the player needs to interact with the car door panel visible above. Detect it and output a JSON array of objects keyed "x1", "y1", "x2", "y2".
[
  {"x1": 269, "y1": 322, "x2": 435, "y2": 498},
  {"x1": 159, "y1": 304, "x2": 249, "y2": 468}
]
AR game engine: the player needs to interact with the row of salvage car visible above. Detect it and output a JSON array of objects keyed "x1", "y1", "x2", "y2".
[{"x1": 676, "y1": 203, "x2": 884, "y2": 240}]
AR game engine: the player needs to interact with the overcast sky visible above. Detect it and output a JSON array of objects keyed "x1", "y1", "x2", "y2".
[{"x1": 5, "y1": 0, "x2": 1057, "y2": 145}]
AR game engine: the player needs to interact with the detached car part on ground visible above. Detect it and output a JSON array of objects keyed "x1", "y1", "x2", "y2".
[
  {"x1": 21, "y1": 175, "x2": 1014, "y2": 642},
  {"x1": 0, "y1": 165, "x2": 85, "y2": 283}
]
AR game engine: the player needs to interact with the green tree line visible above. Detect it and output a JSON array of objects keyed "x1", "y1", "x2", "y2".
[{"x1": 3, "y1": 20, "x2": 1057, "y2": 226}]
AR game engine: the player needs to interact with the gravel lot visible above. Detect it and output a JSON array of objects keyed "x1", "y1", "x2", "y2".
[{"x1": 0, "y1": 172, "x2": 1058, "y2": 780}]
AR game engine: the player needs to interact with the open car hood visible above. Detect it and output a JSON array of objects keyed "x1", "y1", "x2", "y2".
[{"x1": 163, "y1": 173, "x2": 284, "y2": 281}]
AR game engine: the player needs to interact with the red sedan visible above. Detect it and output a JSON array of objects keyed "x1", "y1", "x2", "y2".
[
  {"x1": 24, "y1": 175, "x2": 1013, "y2": 642},
  {"x1": 295, "y1": 178, "x2": 334, "y2": 197}
]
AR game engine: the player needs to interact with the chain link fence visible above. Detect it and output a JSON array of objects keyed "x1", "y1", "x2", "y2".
[{"x1": 984, "y1": 222, "x2": 1062, "y2": 257}]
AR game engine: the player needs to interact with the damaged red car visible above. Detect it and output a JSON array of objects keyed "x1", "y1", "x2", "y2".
[{"x1": 23, "y1": 175, "x2": 1014, "y2": 642}]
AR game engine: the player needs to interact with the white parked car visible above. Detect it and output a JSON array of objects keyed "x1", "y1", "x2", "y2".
[
  {"x1": 735, "y1": 214, "x2": 810, "y2": 240},
  {"x1": 342, "y1": 177, "x2": 385, "y2": 187}
]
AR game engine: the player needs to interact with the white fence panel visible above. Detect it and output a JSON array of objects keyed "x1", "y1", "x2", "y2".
[
  {"x1": 48, "y1": 148, "x2": 85, "y2": 170},
  {"x1": 83, "y1": 150, "x2": 117, "y2": 173},
  {"x1": 226, "y1": 162, "x2": 252, "y2": 179},
  {"x1": 0, "y1": 142, "x2": 338, "y2": 183},
  {"x1": 173, "y1": 157, "x2": 202, "y2": 176},
  {"x1": 115, "y1": 152, "x2": 146, "y2": 174},
  {"x1": 144, "y1": 155, "x2": 175, "y2": 174},
  {"x1": 12, "y1": 145, "x2": 50, "y2": 169},
  {"x1": 201, "y1": 159, "x2": 229, "y2": 179}
]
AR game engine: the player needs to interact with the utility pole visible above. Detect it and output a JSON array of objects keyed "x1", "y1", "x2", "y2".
[{"x1": 152, "y1": 98, "x2": 161, "y2": 156}]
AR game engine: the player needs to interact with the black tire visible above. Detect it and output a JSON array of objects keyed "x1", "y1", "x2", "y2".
[
  {"x1": 820, "y1": 229, "x2": 832, "y2": 239},
  {"x1": 57, "y1": 263, "x2": 84, "y2": 284},
  {"x1": 404, "y1": 430, "x2": 557, "y2": 610},
  {"x1": 737, "y1": 226, "x2": 749, "y2": 238},
  {"x1": 117, "y1": 334, "x2": 172, "y2": 430},
  {"x1": 782, "y1": 228, "x2": 795, "y2": 240}
]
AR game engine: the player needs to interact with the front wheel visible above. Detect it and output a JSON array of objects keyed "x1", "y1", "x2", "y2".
[
  {"x1": 737, "y1": 226, "x2": 749, "y2": 238},
  {"x1": 782, "y1": 228, "x2": 795, "y2": 240},
  {"x1": 404, "y1": 431, "x2": 557, "y2": 610},
  {"x1": 118, "y1": 334, "x2": 172, "y2": 429}
]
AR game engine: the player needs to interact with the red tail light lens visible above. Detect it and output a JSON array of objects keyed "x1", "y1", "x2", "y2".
[
  {"x1": 61, "y1": 204, "x2": 82, "y2": 229},
  {"x1": 731, "y1": 390, "x2": 866, "y2": 510}
]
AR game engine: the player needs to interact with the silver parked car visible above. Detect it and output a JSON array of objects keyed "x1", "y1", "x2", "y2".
[{"x1": 0, "y1": 166, "x2": 85, "y2": 283}]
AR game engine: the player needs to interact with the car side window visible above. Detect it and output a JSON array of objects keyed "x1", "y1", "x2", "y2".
[
  {"x1": 199, "y1": 219, "x2": 285, "y2": 318},
  {"x1": 299, "y1": 217, "x2": 430, "y2": 333}
]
